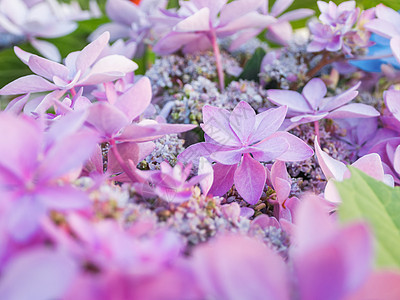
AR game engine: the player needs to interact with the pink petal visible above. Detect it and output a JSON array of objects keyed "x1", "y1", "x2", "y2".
[
  {"x1": 208, "y1": 163, "x2": 236, "y2": 196},
  {"x1": 153, "y1": 32, "x2": 200, "y2": 55},
  {"x1": 229, "y1": 101, "x2": 256, "y2": 142},
  {"x1": 320, "y1": 82, "x2": 361, "y2": 112},
  {"x1": 271, "y1": 160, "x2": 291, "y2": 203},
  {"x1": 0, "y1": 75, "x2": 57, "y2": 95},
  {"x1": 365, "y1": 19, "x2": 399, "y2": 39},
  {"x1": 198, "y1": 157, "x2": 214, "y2": 196},
  {"x1": 249, "y1": 105, "x2": 287, "y2": 144},
  {"x1": 27, "y1": 55, "x2": 68, "y2": 82},
  {"x1": 271, "y1": 132, "x2": 314, "y2": 162},
  {"x1": 394, "y1": 146, "x2": 400, "y2": 175},
  {"x1": 4, "y1": 94, "x2": 30, "y2": 114},
  {"x1": 115, "y1": 76, "x2": 151, "y2": 121},
  {"x1": 391, "y1": 36, "x2": 400, "y2": 64},
  {"x1": 38, "y1": 185, "x2": 91, "y2": 210},
  {"x1": 108, "y1": 142, "x2": 155, "y2": 174},
  {"x1": 174, "y1": 7, "x2": 211, "y2": 32},
  {"x1": 211, "y1": 148, "x2": 243, "y2": 165},
  {"x1": 90, "y1": 100, "x2": 131, "y2": 134},
  {"x1": 192, "y1": 234, "x2": 289, "y2": 300},
  {"x1": 229, "y1": 28, "x2": 261, "y2": 51},
  {"x1": 0, "y1": 248, "x2": 77, "y2": 300},
  {"x1": 302, "y1": 78, "x2": 327, "y2": 111},
  {"x1": 327, "y1": 103, "x2": 380, "y2": 119},
  {"x1": 0, "y1": 113, "x2": 41, "y2": 181},
  {"x1": 79, "y1": 55, "x2": 138, "y2": 86},
  {"x1": 178, "y1": 142, "x2": 226, "y2": 165},
  {"x1": 347, "y1": 271, "x2": 400, "y2": 300},
  {"x1": 266, "y1": 21, "x2": 293, "y2": 45},
  {"x1": 376, "y1": 4, "x2": 400, "y2": 28},
  {"x1": 315, "y1": 136, "x2": 347, "y2": 180},
  {"x1": 201, "y1": 105, "x2": 241, "y2": 147},
  {"x1": 384, "y1": 89, "x2": 400, "y2": 121},
  {"x1": 267, "y1": 89, "x2": 312, "y2": 113},
  {"x1": 75, "y1": 31, "x2": 110, "y2": 73},
  {"x1": 234, "y1": 154, "x2": 266, "y2": 204},
  {"x1": 270, "y1": 0, "x2": 294, "y2": 17},
  {"x1": 251, "y1": 137, "x2": 289, "y2": 162},
  {"x1": 37, "y1": 130, "x2": 99, "y2": 182},
  {"x1": 278, "y1": 8, "x2": 314, "y2": 21},
  {"x1": 217, "y1": 12, "x2": 275, "y2": 36},
  {"x1": 29, "y1": 38, "x2": 62, "y2": 62},
  {"x1": 219, "y1": 0, "x2": 264, "y2": 25},
  {"x1": 351, "y1": 153, "x2": 385, "y2": 181}
]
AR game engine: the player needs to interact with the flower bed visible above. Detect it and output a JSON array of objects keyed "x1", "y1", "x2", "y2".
[{"x1": 1, "y1": 0, "x2": 400, "y2": 299}]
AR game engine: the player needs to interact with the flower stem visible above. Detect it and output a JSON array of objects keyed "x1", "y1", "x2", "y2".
[
  {"x1": 210, "y1": 30, "x2": 224, "y2": 92},
  {"x1": 110, "y1": 139, "x2": 139, "y2": 183},
  {"x1": 306, "y1": 52, "x2": 343, "y2": 78},
  {"x1": 314, "y1": 120, "x2": 320, "y2": 144}
]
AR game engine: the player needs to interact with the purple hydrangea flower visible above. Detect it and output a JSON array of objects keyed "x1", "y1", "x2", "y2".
[{"x1": 179, "y1": 101, "x2": 313, "y2": 204}]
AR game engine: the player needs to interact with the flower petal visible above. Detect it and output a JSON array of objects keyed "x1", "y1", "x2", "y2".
[
  {"x1": 267, "y1": 89, "x2": 313, "y2": 113},
  {"x1": 208, "y1": 163, "x2": 236, "y2": 196},
  {"x1": 302, "y1": 78, "x2": 327, "y2": 111},
  {"x1": 234, "y1": 154, "x2": 266, "y2": 205},
  {"x1": 229, "y1": 101, "x2": 256, "y2": 143}
]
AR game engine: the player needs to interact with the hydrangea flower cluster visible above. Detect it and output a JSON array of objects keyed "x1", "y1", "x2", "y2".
[{"x1": 1, "y1": 0, "x2": 400, "y2": 299}]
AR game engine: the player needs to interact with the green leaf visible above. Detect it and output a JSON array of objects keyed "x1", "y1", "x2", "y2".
[
  {"x1": 336, "y1": 167, "x2": 400, "y2": 269},
  {"x1": 239, "y1": 47, "x2": 266, "y2": 81}
]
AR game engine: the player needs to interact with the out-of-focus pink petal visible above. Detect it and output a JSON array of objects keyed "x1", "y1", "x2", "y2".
[
  {"x1": 208, "y1": 163, "x2": 236, "y2": 196},
  {"x1": 234, "y1": 154, "x2": 266, "y2": 205},
  {"x1": 278, "y1": 8, "x2": 314, "y2": 21},
  {"x1": 390, "y1": 36, "x2": 400, "y2": 64},
  {"x1": 29, "y1": 38, "x2": 62, "y2": 62},
  {"x1": 365, "y1": 19, "x2": 399, "y2": 39},
  {"x1": 218, "y1": 12, "x2": 275, "y2": 36},
  {"x1": 115, "y1": 76, "x2": 151, "y2": 121},
  {"x1": 270, "y1": 0, "x2": 294, "y2": 17},
  {"x1": 346, "y1": 271, "x2": 400, "y2": 300},
  {"x1": 302, "y1": 78, "x2": 327, "y2": 111},
  {"x1": 229, "y1": 28, "x2": 261, "y2": 51},
  {"x1": 0, "y1": 75, "x2": 58, "y2": 95},
  {"x1": 265, "y1": 21, "x2": 292, "y2": 45},
  {"x1": 153, "y1": 32, "x2": 200, "y2": 55},
  {"x1": 192, "y1": 234, "x2": 289, "y2": 300},
  {"x1": 0, "y1": 248, "x2": 77, "y2": 300},
  {"x1": 0, "y1": 113, "x2": 41, "y2": 181},
  {"x1": 219, "y1": 0, "x2": 263, "y2": 25},
  {"x1": 375, "y1": 4, "x2": 400, "y2": 28},
  {"x1": 385, "y1": 89, "x2": 400, "y2": 122},
  {"x1": 174, "y1": 7, "x2": 210, "y2": 32},
  {"x1": 86, "y1": 102, "x2": 130, "y2": 139},
  {"x1": 37, "y1": 130, "x2": 99, "y2": 182}
]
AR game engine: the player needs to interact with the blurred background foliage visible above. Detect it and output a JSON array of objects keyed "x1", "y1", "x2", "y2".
[{"x1": 0, "y1": 0, "x2": 399, "y2": 91}]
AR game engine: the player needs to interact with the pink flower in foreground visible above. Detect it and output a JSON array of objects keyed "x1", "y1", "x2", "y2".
[
  {"x1": 191, "y1": 196, "x2": 400, "y2": 300},
  {"x1": 0, "y1": 111, "x2": 99, "y2": 241},
  {"x1": 179, "y1": 101, "x2": 313, "y2": 204}
]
